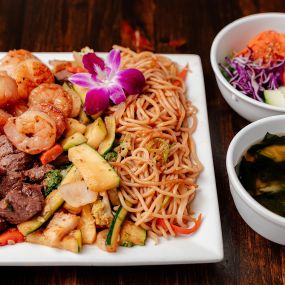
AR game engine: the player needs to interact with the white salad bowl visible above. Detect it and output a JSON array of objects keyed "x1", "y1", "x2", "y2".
[
  {"x1": 226, "y1": 115, "x2": 285, "y2": 245},
  {"x1": 211, "y1": 13, "x2": 285, "y2": 122}
]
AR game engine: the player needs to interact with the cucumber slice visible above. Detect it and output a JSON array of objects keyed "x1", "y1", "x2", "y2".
[
  {"x1": 264, "y1": 87, "x2": 285, "y2": 107},
  {"x1": 61, "y1": 132, "x2": 87, "y2": 151},
  {"x1": 105, "y1": 205, "x2": 128, "y2": 252},
  {"x1": 98, "y1": 116, "x2": 116, "y2": 155},
  {"x1": 85, "y1": 117, "x2": 107, "y2": 149},
  {"x1": 68, "y1": 144, "x2": 120, "y2": 192}
]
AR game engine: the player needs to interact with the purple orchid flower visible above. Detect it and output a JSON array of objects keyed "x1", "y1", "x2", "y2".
[{"x1": 69, "y1": 49, "x2": 145, "y2": 115}]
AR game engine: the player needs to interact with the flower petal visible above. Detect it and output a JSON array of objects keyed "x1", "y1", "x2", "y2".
[
  {"x1": 83, "y1": 53, "x2": 105, "y2": 75},
  {"x1": 108, "y1": 84, "x2": 126, "y2": 105},
  {"x1": 69, "y1": 73, "x2": 95, "y2": 89},
  {"x1": 116, "y1": 68, "x2": 145, "y2": 94},
  {"x1": 106, "y1": 49, "x2": 121, "y2": 72},
  {"x1": 84, "y1": 87, "x2": 110, "y2": 115}
]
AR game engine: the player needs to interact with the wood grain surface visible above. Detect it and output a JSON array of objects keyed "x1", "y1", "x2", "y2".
[{"x1": 0, "y1": 0, "x2": 285, "y2": 284}]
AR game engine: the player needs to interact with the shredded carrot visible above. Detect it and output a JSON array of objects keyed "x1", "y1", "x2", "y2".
[
  {"x1": 40, "y1": 144, "x2": 63, "y2": 165},
  {"x1": 173, "y1": 64, "x2": 189, "y2": 86},
  {"x1": 157, "y1": 213, "x2": 202, "y2": 235},
  {"x1": 236, "y1": 30, "x2": 285, "y2": 62},
  {"x1": 0, "y1": 228, "x2": 25, "y2": 246},
  {"x1": 66, "y1": 66, "x2": 87, "y2": 73}
]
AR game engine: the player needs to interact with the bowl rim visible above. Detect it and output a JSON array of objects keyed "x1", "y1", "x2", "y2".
[
  {"x1": 210, "y1": 12, "x2": 285, "y2": 112},
  {"x1": 226, "y1": 115, "x2": 285, "y2": 226}
]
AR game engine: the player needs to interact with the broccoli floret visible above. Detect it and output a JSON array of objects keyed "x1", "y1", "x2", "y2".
[
  {"x1": 104, "y1": 151, "x2": 118, "y2": 162},
  {"x1": 43, "y1": 170, "x2": 63, "y2": 197}
]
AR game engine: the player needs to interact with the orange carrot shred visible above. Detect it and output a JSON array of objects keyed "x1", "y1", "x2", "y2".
[
  {"x1": 157, "y1": 213, "x2": 202, "y2": 235},
  {"x1": 40, "y1": 144, "x2": 63, "y2": 165},
  {"x1": 173, "y1": 64, "x2": 189, "y2": 86}
]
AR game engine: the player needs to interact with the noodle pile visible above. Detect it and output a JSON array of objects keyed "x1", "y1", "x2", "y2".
[{"x1": 108, "y1": 46, "x2": 203, "y2": 242}]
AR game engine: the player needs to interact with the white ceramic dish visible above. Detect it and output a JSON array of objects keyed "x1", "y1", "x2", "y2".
[
  {"x1": 226, "y1": 115, "x2": 285, "y2": 245},
  {"x1": 211, "y1": 13, "x2": 285, "y2": 122},
  {"x1": 0, "y1": 52, "x2": 223, "y2": 265}
]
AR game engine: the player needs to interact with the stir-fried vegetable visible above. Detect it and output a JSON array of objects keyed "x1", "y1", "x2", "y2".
[
  {"x1": 91, "y1": 193, "x2": 113, "y2": 227},
  {"x1": 173, "y1": 64, "x2": 188, "y2": 86},
  {"x1": 104, "y1": 151, "x2": 118, "y2": 162},
  {"x1": 59, "y1": 181, "x2": 98, "y2": 208},
  {"x1": 43, "y1": 169, "x2": 63, "y2": 197},
  {"x1": 0, "y1": 228, "x2": 25, "y2": 246},
  {"x1": 146, "y1": 138, "x2": 170, "y2": 163},
  {"x1": 157, "y1": 214, "x2": 202, "y2": 235},
  {"x1": 40, "y1": 144, "x2": 64, "y2": 165}
]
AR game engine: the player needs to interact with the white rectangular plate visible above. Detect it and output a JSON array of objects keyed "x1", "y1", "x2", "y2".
[{"x1": 0, "y1": 52, "x2": 223, "y2": 265}]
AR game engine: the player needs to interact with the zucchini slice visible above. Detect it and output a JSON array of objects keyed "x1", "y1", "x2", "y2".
[
  {"x1": 73, "y1": 84, "x2": 88, "y2": 103},
  {"x1": 98, "y1": 116, "x2": 116, "y2": 155},
  {"x1": 79, "y1": 109, "x2": 91, "y2": 125},
  {"x1": 61, "y1": 132, "x2": 87, "y2": 151},
  {"x1": 85, "y1": 117, "x2": 107, "y2": 149},
  {"x1": 105, "y1": 205, "x2": 128, "y2": 252},
  {"x1": 65, "y1": 118, "x2": 86, "y2": 138},
  {"x1": 120, "y1": 221, "x2": 146, "y2": 247},
  {"x1": 68, "y1": 144, "x2": 120, "y2": 192}
]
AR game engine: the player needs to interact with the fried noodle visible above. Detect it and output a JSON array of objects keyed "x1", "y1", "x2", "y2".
[{"x1": 107, "y1": 45, "x2": 203, "y2": 240}]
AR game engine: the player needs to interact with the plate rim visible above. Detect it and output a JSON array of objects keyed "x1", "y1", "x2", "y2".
[{"x1": 0, "y1": 52, "x2": 223, "y2": 266}]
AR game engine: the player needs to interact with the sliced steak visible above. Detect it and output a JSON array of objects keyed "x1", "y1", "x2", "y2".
[
  {"x1": 0, "y1": 165, "x2": 6, "y2": 176},
  {"x1": 0, "y1": 183, "x2": 44, "y2": 224},
  {"x1": 0, "y1": 217, "x2": 7, "y2": 233},
  {"x1": 0, "y1": 152, "x2": 33, "y2": 172},
  {"x1": 0, "y1": 171, "x2": 23, "y2": 198},
  {"x1": 24, "y1": 164, "x2": 54, "y2": 182},
  {"x1": 0, "y1": 135, "x2": 33, "y2": 172}
]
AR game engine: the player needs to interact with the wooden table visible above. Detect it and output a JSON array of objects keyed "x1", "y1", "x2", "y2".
[{"x1": 1, "y1": 0, "x2": 285, "y2": 284}]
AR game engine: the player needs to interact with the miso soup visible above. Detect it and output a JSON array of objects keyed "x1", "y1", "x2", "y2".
[{"x1": 236, "y1": 133, "x2": 285, "y2": 217}]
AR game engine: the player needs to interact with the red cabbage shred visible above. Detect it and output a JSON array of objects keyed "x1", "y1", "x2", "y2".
[{"x1": 219, "y1": 48, "x2": 285, "y2": 102}]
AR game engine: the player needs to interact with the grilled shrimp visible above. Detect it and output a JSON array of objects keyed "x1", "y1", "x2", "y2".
[
  {"x1": 12, "y1": 58, "x2": 54, "y2": 100},
  {"x1": 0, "y1": 50, "x2": 54, "y2": 100},
  {"x1": 29, "y1": 103, "x2": 66, "y2": 138},
  {"x1": 0, "y1": 49, "x2": 36, "y2": 74},
  {"x1": 28, "y1": 83, "x2": 72, "y2": 117},
  {"x1": 4, "y1": 110, "x2": 56, "y2": 154},
  {"x1": 0, "y1": 73, "x2": 19, "y2": 107}
]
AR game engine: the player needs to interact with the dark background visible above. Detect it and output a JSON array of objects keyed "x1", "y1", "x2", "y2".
[{"x1": 1, "y1": 0, "x2": 285, "y2": 284}]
